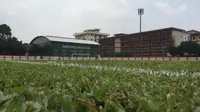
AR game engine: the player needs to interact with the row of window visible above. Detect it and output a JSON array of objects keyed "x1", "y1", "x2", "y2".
[
  {"x1": 192, "y1": 36, "x2": 200, "y2": 40},
  {"x1": 121, "y1": 44, "x2": 168, "y2": 47},
  {"x1": 77, "y1": 35, "x2": 107, "y2": 41},
  {"x1": 89, "y1": 34, "x2": 107, "y2": 38},
  {"x1": 121, "y1": 41, "x2": 169, "y2": 45},
  {"x1": 91, "y1": 35, "x2": 107, "y2": 40},
  {"x1": 53, "y1": 50, "x2": 97, "y2": 56},
  {"x1": 121, "y1": 35, "x2": 171, "y2": 41},
  {"x1": 121, "y1": 32, "x2": 171, "y2": 38},
  {"x1": 121, "y1": 39, "x2": 171, "y2": 43},
  {"x1": 90, "y1": 39, "x2": 99, "y2": 42},
  {"x1": 54, "y1": 49, "x2": 97, "y2": 53},
  {"x1": 121, "y1": 47, "x2": 167, "y2": 51}
]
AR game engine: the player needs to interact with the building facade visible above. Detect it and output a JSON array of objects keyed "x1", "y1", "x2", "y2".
[
  {"x1": 191, "y1": 32, "x2": 200, "y2": 44},
  {"x1": 99, "y1": 27, "x2": 185, "y2": 57},
  {"x1": 74, "y1": 29, "x2": 109, "y2": 43},
  {"x1": 30, "y1": 35, "x2": 99, "y2": 56},
  {"x1": 183, "y1": 30, "x2": 199, "y2": 42},
  {"x1": 183, "y1": 34, "x2": 191, "y2": 42}
]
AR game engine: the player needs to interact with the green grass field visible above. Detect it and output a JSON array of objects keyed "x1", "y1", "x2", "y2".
[{"x1": 0, "y1": 60, "x2": 200, "y2": 112}]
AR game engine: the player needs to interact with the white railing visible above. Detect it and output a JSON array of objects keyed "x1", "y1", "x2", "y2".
[{"x1": 0, "y1": 55, "x2": 199, "y2": 61}]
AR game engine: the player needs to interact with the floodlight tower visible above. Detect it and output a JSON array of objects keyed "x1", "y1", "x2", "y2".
[
  {"x1": 138, "y1": 8, "x2": 144, "y2": 57},
  {"x1": 138, "y1": 8, "x2": 144, "y2": 33}
]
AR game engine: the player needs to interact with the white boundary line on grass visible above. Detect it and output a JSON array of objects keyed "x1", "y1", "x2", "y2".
[{"x1": 4, "y1": 60, "x2": 200, "y2": 76}]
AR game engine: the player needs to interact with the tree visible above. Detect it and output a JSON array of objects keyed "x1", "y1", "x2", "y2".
[
  {"x1": 0, "y1": 24, "x2": 29, "y2": 55},
  {"x1": 180, "y1": 41, "x2": 200, "y2": 56},
  {"x1": 168, "y1": 46, "x2": 178, "y2": 57},
  {"x1": 29, "y1": 44, "x2": 42, "y2": 56},
  {"x1": 15, "y1": 44, "x2": 29, "y2": 55},
  {"x1": 23, "y1": 43, "x2": 30, "y2": 51},
  {"x1": 176, "y1": 46, "x2": 183, "y2": 56},
  {"x1": 29, "y1": 44, "x2": 53, "y2": 56},
  {"x1": 0, "y1": 24, "x2": 12, "y2": 39},
  {"x1": 6, "y1": 37, "x2": 21, "y2": 55},
  {"x1": 0, "y1": 40, "x2": 7, "y2": 54},
  {"x1": 168, "y1": 41, "x2": 200, "y2": 57}
]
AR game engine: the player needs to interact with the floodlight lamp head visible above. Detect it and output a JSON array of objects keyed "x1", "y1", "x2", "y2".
[{"x1": 138, "y1": 8, "x2": 144, "y2": 15}]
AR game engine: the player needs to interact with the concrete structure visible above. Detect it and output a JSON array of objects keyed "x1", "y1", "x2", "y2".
[
  {"x1": 30, "y1": 35, "x2": 99, "y2": 56},
  {"x1": 183, "y1": 30, "x2": 199, "y2": 42},
  {"x1": 99, "y1": 27, "x2": 185, "y2": 57},
  {"x1": 191, "y1": 32, "x2": 200, "y2": 44},
  {"x1": 74, "y1": 29, "x2": 109, "y2": 42}
]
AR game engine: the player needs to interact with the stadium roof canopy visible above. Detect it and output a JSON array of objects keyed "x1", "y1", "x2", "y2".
[{"x1": 30, "y1": 35, "x2": 100, "y2": 45}]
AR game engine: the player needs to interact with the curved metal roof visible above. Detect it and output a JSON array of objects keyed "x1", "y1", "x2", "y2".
[{"x1": 31, "y1": 35, "x2": 100, "y2": 45}]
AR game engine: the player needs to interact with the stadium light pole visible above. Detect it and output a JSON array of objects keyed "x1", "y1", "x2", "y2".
[{"x1": 138, "y1": 8, "x2": 144, "y2": 57}]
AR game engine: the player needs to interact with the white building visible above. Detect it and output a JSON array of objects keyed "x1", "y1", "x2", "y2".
[
  {"x1": 74, "y1": 29, "x2": 109, "y2": 43},
  {"x1": 182, "y1": 30, "x2": 199, "y2": 42}
]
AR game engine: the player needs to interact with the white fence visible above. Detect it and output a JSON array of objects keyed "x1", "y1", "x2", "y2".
[{"x1": 0, "y1": 55, "x2": 199, "y2": 61}]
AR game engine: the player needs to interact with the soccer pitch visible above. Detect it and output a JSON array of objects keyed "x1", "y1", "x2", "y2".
[{"x1": 0, "y1": 60, "x2": 200, "y2": 112}]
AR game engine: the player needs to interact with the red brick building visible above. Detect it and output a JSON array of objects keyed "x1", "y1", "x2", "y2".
[{"x1": 99, "y1": 27, "x2": 185, "y2": 57}]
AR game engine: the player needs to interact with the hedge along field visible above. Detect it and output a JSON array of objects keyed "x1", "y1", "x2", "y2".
[{"x1": 0, "y1": 61, "x2": 200, "y2": 112}]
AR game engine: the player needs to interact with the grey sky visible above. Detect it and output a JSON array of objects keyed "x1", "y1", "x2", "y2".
[{"x1": 0, "y1": 0, "x2": 199, "y2": 43}]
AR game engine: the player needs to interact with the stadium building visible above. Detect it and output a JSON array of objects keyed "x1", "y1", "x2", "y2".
[
  {"x1": 30, "y1": 35, "x2": 99, "y2": 57},
  {"x1": 99, "y1": 27, "x2": 185, "y2": 57}
]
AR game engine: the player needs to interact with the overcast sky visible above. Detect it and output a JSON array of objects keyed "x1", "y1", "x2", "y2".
[{"x1": 0, "y1": 0, "x2": 199, "y2": 43}]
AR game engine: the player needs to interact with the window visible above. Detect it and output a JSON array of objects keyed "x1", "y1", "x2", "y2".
[
  {"x1": 167, "y1": 32, "x2": 171, "y2": 36},
  {"x1": 149, "y1": 40, "x2": 151, "y2": 44},
  {"x1": 193, "y1": 37, "x2": 196, "y2": 40}
]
